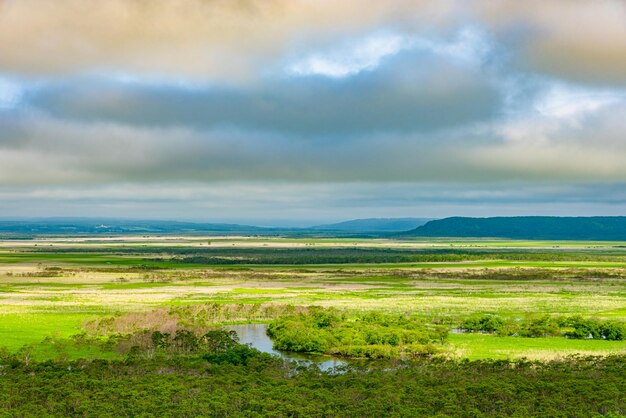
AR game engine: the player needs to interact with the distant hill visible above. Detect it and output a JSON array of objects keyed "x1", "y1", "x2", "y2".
[
  {"x1": 0, "y1": 217, "x2": 434, "y2": 237},
  {"x1": 312, "y1": 218, "x2": 431, "y2": 233},
  {"x1": 0, "y1": 218, "x2": 278, "y2": 236},
  {"x1": 403, "y1": 216, "x2": 626, "y2": 240},
  {"x1": 9, "y1": 216, "x2": 625, "y2": 240}
]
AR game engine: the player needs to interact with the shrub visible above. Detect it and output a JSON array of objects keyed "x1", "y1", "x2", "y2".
[
  {"x1": 461, "y1": 314, "x2": 505, "y2": 333},
  {"x1": 562, "y1": 316, "x2": 626, "y2": 341},
  {"x1": 267, "y1": 308, "x2": 448, "y2": 359},
  {"x1": 519, "y1": 316, "x2": 560, "y2": 338}
]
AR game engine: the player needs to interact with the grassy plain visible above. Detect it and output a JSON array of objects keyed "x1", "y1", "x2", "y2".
[{"x1": 0, "y1": 236, "x2": 625, "y2": 360}]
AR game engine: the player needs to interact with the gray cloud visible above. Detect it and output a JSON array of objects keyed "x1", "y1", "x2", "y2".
[
  {"x1": 2, "y1": 1, "x2": 626, "y2": 219},
  {"x1": 26, "y1": 46, "x2": 502, "y2": 136},
  {"x1": 3, "y1": 92, "x2": 626, "y2": 187},
  {"x1": 0, "y1": 111, "x2": 468, "y2": 185}
]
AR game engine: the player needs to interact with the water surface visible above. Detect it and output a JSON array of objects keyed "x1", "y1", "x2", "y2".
[{"x1": 227, "y1": 323, "x2": 346, "y2": 372}]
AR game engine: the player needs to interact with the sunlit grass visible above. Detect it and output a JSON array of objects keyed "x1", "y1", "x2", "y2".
[
  {"x1": 1, "y1": 236, "x2": 625, "y2": 360},
  {"x1": 449, "y1": 333, "x2": 626, "y2": 360}
]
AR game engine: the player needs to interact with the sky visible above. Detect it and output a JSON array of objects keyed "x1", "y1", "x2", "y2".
[{"x1": 1, "y1": 0, "x2": 626, "y2": 225}]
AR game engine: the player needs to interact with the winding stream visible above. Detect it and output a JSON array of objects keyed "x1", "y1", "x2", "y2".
[{"x1": 227, "y1": 323, "x2": 346, "y2": 372}]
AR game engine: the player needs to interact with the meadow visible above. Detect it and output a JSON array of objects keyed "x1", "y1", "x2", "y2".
[
  {"x1": 1, "y1": 236, "x2": 625, "y2": 416},
  {"x1": 1, "y1": 236, "x2": 625, "y2": 358}
]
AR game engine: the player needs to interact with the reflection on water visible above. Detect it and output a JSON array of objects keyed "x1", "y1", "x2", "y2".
[{"x1": 227, "y1": 323, "x2": 346, "y2": 372}]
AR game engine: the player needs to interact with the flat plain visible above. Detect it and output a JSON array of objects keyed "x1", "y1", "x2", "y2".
[
  {"x1": 1, "y1": 235, "x2": 625, "y2": 360},
  {"x1": 2, "y1": 235, "x2": 626, "y2": 416}
]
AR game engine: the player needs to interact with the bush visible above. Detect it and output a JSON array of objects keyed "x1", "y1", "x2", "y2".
[
  {"x1": 2, "y1": 355, "x2": 626, "y2": 416},
  {"x1": 267, "y1": 308, "x2": 448, "y2": 359},
  {"x1": 203, "y1": 344, "x2": 276, "y2": 366},
  {"x1": 519, "y1": 316, "x2": 560, "y2": 338},
  {"x1": 461, "y1": 314, "x2": 505, "y2": 333},
  {"x1": 120, "y1": 329, "x2": 243, "y2": 357},
  {"x1": 562, "y1": 316, "x2": 626, "y2": 341},
  {"x1": 460, "y1": 314, "x2": 626, "y2": 340},
  {"x1": 599, "y1": 321, "x2": 626, "y2": 340}
]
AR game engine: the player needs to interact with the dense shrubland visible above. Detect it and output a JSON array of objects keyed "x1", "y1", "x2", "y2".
[
  {"x1": 1, "y1": 353, "x2": 625, "y2": 417},
  {"x1": 27, "y1": 245, "x2": 626, "y2": 265},
  {"x1": 267, "y1": 308, "x2": 449, "y2": 359},
  {"x1": 169, "y1": 248, "x2": 626, "y2": 265}
]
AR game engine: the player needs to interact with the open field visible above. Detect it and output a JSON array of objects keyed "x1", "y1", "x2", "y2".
[
  {"x1": 1, "y1": 236, "x2": 625, "y2": 360},
  {"x1": 1, "y1": 236, "x2": 625, "y2": 416}
]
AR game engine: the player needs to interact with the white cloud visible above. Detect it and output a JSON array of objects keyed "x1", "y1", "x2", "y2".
[
  {"x1": 469, "y1": 83, "x2": 626, "y2": 180},
  {"x1": 534, "y1": 83, "x2": 624, "y2": 120},
  {"x1": 0, "y1": 78, "x2": 22, "y2": 108},
  {"x1": 288, "y1": 27, "x2": 491, "y2": 78},
  {"x1": 417, "y1": 27, "x2": 491, "y2": 67},
  {"x1": 288, "y1": 32, "x2": 411, "y2": 77}
]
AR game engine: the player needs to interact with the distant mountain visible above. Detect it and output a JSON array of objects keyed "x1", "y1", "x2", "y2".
[
  {"x1": 0, "y1": 218, "x2": 278, "y2": 236},
  {"x1": 0, "y1": 217, "x2": 434, "y2": 237},
  {"x1": 313, "y1": 218, "x2": 431, "y2": 233},
  {"x1": 12, "y1": 216, "x2": 626, "y2": 240},
  {"x1": 0, "y1": 217, "x2": 436, "y2": 237},
  {"x1": 403, "y1": 216, "x2": 626, "y2": 240}
]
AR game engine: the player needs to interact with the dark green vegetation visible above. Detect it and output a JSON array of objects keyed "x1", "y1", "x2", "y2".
[
  {"x1": 1, "y1": 353, "x2": 625, "y2": 417},
  {"x1": 23, "y1": 244, "x2": 626, "y2": 265},
  {"x1": 267, "y1": 308, "x2": 448, "y2": 358},
  {"x1": 408, "y1": 216, "x2": 626, "y2": 240}
]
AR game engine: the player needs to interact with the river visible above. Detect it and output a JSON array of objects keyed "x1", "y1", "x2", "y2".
[{"x1": 226, "y1": 323, "x2": 346, "y2": 372}]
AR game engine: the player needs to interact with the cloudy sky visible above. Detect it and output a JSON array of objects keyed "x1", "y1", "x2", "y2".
[{"x1": 1, "y1": 0, "x2": 625, "y2": 225}]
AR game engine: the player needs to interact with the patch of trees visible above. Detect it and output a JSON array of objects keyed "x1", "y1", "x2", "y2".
[
  {"x1": 267, "y1": 308, "x2": 448, "y2": 359},
  {"x1": 561, "y1": 316, "x2": 626, "y2": 340},
  {"x1": 25, "y1": 244, "x2": 626, "y2": 265},
  {"x1": 461, "y1": 314, "x2": 626, "y2": 340},
  {"x1": 168, "y1": 249, "x2": 626, "y2": 265},
  {"x1": 1, "y1": 354, "x2": 625, "y2": 416}
]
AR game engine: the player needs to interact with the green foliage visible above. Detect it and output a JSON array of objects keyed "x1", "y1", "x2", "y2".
[
  {"x1": 461, "y1": 314, "x2": 505, "y2": 333},
  {"x1": 267, "y1": 308, "x2": 448, "y2": 359},
  {"x1": 461, "y1": 314, "x2": 626, "y2": 340},
  {"x1": 518, "y1": 316, "x2": 561, "y2": 338},
  {"x1": 124, "y1": 329, "x2": 242, "y2": 356},
  {"x1": 464, "y1": 314, "x2": 561, "y2": 338},
  {"x1": 203, "y1": 344, "x2": 276, "y2": 366},
  {"x1": 561, "y1": 316, "x2": 626, "y2": 341},
  {"x1": 1, "y1": 355, "x2": 625, "y2": 417}
]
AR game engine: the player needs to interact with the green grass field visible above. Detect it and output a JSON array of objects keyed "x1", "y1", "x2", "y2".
[{"x1": 1, "y1": 236, "x2": 625, "y2": 361}]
